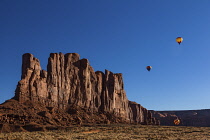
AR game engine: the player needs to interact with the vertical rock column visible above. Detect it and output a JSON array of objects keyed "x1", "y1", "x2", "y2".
[
  {"x1": 14, "y1": 53, "x2": 48, "y2": 103},
  {"x1": 101, "y1": 70, "x2": 130, "y2": 120},
  {"x1": 47, "y1": 53, "x2": 80, "y2": 109}
]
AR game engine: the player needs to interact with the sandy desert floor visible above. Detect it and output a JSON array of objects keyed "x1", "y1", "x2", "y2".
[{"x1": 1, "y1": 124, "x2": 210, "y2": 140}]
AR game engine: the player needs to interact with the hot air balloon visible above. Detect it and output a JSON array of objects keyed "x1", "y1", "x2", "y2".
[
  {"x1": 176, "y1": 37, "x2": 183, "y2": 45},
  {"x1": 146, "y1": 66, "x2": 152, "y2": 71},
  {"x1": 174, "y1": 119, "x2": 180, "y2": 125}
]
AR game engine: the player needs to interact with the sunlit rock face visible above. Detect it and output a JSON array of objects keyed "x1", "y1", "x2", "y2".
[{"x1": 14, "y1": 53, "x2": 159, "y2": 125}]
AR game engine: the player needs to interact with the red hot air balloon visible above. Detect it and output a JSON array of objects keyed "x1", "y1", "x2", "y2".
[
  {"x1": 146, "y1": 66, "x2": 152, "y2": 71},
  {"x1": 174, "y1": 119, "x2": 180, "y2": 125}
]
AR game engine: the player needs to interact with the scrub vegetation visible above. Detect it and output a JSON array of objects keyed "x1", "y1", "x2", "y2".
[{"x1": 1, "y1": 124, "x2": 210, "y2": 140}]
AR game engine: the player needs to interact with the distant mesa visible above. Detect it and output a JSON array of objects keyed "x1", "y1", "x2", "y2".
[
  {"x1": 150, "y1": 109, "x2": 210, "y2": 127},
  {"x1": 0, "y1": 53, "x2": 159, "y2": 133}
]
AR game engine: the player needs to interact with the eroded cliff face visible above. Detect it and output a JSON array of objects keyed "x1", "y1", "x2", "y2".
[{"x1": 13, "y1": 53, "x2": 158, "y2": 125}]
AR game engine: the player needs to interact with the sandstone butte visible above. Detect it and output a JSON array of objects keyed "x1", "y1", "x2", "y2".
[{"x1": 0, "y1": 53, "x2": 159, "y2": 132}]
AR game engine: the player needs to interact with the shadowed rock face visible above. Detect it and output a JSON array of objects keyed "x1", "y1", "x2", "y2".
[{"x1": 0, "y1": 53, "x2": 159, "y2": 130}]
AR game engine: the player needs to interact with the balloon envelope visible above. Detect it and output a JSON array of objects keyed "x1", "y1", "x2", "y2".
[
  {"x1": 176, "y1": 37, "x2": 183, "y2": 44},
  {"x1": 174, "y1": 119, "x2": 180, "y2": 125},
  {"x1": 146, "y1": 66, "x2": 152, "y2": 71}
]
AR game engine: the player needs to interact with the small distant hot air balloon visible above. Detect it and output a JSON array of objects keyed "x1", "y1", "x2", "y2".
[
  {"x1": 174, "y1": 119, "x2": 180, "y2": 125},
  {"x1": 176, "y1": 37, "x2": 183, "y2": 45},
  {"x1": 146, "y1": 66, "x2": 152, "y2": 71}
]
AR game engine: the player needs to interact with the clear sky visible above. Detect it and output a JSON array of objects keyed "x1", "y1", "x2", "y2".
[{"x1": 1, "y1": 0, "x2": 210, "y2": 111}]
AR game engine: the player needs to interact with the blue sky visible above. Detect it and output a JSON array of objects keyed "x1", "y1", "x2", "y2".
[{"x1": 1, "y1": 0, "x2": 210, "y2": 110}]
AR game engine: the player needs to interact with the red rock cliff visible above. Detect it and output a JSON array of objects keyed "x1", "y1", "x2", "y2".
[{"x1": 14, "y1": 53, "x2": 159, "y2": 125}]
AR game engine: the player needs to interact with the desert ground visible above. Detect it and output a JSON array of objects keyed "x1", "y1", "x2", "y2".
[{"x1": 1, "y1": 124, "x2": 210, "y2": 140}]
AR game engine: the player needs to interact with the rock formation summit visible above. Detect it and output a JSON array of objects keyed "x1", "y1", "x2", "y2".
[{"x1": 0, "y1": 53, "x2": 159, "y2": 132}]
